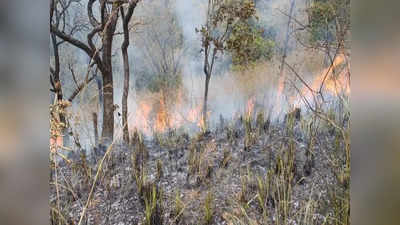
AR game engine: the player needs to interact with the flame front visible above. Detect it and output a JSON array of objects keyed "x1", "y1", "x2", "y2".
[
  {"x1": 131, "y1": 100, "x2": 152, "y2": 136},
  {"x1": 308, "y1": 54, "x2": 350, "y2": 97},
  {"x1": 129, "y1": 90, "x2": 206, "y2": 136},
  {"x1": 128, "y1": 54, "x2": 349, "y2": 136},
  {"x1": 276, "y1": 53, "x2": 350, "y2": 111}
]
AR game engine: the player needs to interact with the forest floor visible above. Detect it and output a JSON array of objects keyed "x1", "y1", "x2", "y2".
[{"x1": 50, "y1": 113, "x2": 349, "y2": 225}]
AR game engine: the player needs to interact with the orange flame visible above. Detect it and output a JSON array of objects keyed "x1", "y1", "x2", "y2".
[
  {"x1": 303, "y1": 54, "x2": 350, "y2": 99},
  {"x1": 188, "y1": 104, "x2": 202, "y2": 124},
  {"x1": 128, "y1": 54, "x2": 349, "y2": 135},
  {"x1": 246, "y1": 96, "x2": 255, "y2": 118},
  {"x1": 130, "y1": 89, "x2": 208, "y2": 136},
  {"x1": 132, "y1": 100, "x2": 152, "y2": 136},
  {"x1": 155, "y1": 97, "x2": 168, "y2": 133},
  {"x1": 273, "y1": 53, "x2": 350, "y2": 114}
]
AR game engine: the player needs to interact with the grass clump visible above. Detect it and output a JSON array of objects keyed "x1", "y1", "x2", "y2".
[
  {"x1": 244, "y1": 115, "x2": 257, "y2": 150},
  {"x1": 144, "y1": 184, "x2": 164, "y2": 225},
  {"x1": 256, "y1": 171, "x2": 272, "y2": 219},
  {"x1": 188, "y1": 141, "x2": 214, "y2": 184},
  {"x1": 171, "y1": 190, "x2": 184, "y2": 223},
  {"x1": 203, "y1": 191, "x2": 215, "y2": 225},
  {"x1": 238, "y1": 167, "x2": 255, "y2": 204}
]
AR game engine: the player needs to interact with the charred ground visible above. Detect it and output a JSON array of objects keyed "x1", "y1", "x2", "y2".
[{"x1": 50, "y1": 111, "x2": 349, "y2": 225}]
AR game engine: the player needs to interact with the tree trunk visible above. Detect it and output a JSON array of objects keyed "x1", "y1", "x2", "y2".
[
  {"x1": 92, "y1": 112, "x2": 99, "y2": 146},
  {"x1": 100, "y1": 4, "x2": 119, "y2": 144},
  {"x1": 120, "y1": 2, "x2": 137, "y2": 144},
  {"x1": 95, "y1": 72, "x2": 103, "y2": 122},
  {"x1": 121, "y1": 42, "x2": 130, "y2": 144},
  {"x1": 202, "y1": 74, "x2": 211, "y2": 130},
  {"x1": 101, "y1": 69, "x2": 114, "y2": 144}
]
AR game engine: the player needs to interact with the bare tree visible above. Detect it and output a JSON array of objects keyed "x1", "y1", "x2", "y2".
[
  {"x1": 50, "y1": 0, "x2": 129, "y2": 143},
  {"x1": 139, "y1": 1, "x2": 184, "y2": 107},
  {"x1": 120, "y1": 0, "x2": 140, "y2": 144},
  {"x1": 50, "y1": 0, "x2": 86, "y2": 148}
]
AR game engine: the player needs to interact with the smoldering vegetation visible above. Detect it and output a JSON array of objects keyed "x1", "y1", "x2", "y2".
[
  {"x1": 50, "y1": 0, "x2": 350, "y2": 224},
  {"x1": 51, "y1": 111, "x2": 349, "y2": 224}
]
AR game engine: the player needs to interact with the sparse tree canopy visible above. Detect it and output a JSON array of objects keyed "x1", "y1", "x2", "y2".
[{"x1": 197, "y1": 0, "x2": 259, "y2": 127}]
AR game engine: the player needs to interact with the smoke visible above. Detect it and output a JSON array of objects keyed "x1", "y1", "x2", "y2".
[
  {"x1": 59, "y1": 0, "x2": 349, "y2": 149},
  {"x1": 175, "y1": 0, "x2": 207, "y2": 43},
  {"x1": 171, "y1": 0, "x2": 304, "y2": 124},
  {"x1": 121, "y1": 0, "x2": 313, "y2": 137}
]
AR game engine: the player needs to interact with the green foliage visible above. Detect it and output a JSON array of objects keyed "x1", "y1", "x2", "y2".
[
  {"x1": 306, "y1": 0, "x2": 350, "y2": 46},
  {"x1": 196, "y1": 0, "x2": 260, "y2": 62},
  {"x1": 227, "y1": 21, "x2": 275, "y2": 67}
]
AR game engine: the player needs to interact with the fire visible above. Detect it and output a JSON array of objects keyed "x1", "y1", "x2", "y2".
[
  {"x1": 246, "y1": 96, "x2": 255, "y2": 118},
  {"x1": 274, "y1": 72, "x2": 287, "y2": 115},
  {"x1": 188, "y1": 104, "x2": 202, "y2": 124},
  {"x1": 129, "y1": 90, "x2": 207, "y2": 136},
  {"x1": 303, "y1": 53, "x2": 350, "y2": 98},
  {"x1": 155, "y1": 97, "x2": 169, "y2": 133},
  {"x1": 127, "y1": 54, "x2": 349, "y2": 136},
  {"x1": 131, "y1": 100, "x2": 152, "y2": 136},
  {"x1": 272, "y1": 53, "x2": 350, "y2": 115}
]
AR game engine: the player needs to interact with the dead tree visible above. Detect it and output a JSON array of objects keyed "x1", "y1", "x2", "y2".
[
  {"x1": 120, "y1": 1, "x2": 140, "y2": 144},
  {"x1": 50, "y1": 0, "x2": 127, "y2": 144}
]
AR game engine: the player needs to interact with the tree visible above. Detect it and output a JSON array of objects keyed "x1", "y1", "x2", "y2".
[
  {"x1": 50, "y1": 0, "x2": 130, "y2": 144},
  {"x1": 132, "y1": 0, "x2": 185, "y2": 131},
  {"x1": 226, "y1": 17, "x2": 275, "y2": 68},
  {"x1": 197, "y1": 0, "x2": 257, "y2": 128},
  {"x1": 50, "y1": 0, "x2": 89, "y2": 147},
  {"x1": 120, "y1": 1, "x2": 140, "y2": 144},
  {"x1": 135, "y1": 0, "x2": 184, "y2": 94}
]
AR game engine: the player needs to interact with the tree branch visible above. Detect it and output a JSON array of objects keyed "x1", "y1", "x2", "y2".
[
  {"x1": 51, "y1": 24, "x2": 94, "y2": 58},
  {"x1": 88, "y1": 0, "x2": 100, "y2": 27}
]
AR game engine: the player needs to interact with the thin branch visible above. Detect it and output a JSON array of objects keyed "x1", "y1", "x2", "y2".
[
  {"x1": 68, "y1": 63, "x2": 80, "y2": 89},
  {"x1": 68, "y1": 75, "x2": 96, "y2": 102},
  {"x1": 284, "y1": 61, "x2": 317, "y2": 95},
  {"x1": 51, "y1": 24, "x2": 94, "y2": 58}
]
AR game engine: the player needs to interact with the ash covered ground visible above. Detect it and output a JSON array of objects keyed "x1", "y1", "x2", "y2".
[{"x1": 50, "y1": 112, "x2": 349, "y2": 225}]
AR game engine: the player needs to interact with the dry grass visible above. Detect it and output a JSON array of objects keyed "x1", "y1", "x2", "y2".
[{"x1": 50, "y1": 102, "x2": 350, "y2": 225}]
